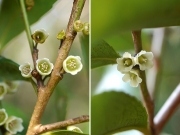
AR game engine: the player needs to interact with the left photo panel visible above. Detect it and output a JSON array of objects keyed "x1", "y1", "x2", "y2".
[{"x1": 0, "y1": 0, "x2": 89, "y2": 135}]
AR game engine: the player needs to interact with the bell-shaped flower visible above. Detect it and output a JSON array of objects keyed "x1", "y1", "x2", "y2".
[
  {"x1": 135, "y1": 50, "x2": 154, "y2": 70},
  {"x1": 0, "y1": 82, "x2": 7, "y2": 100},
  {"x1": 19, "y1": 63, "x2": 33, "y2": 78},
  {"x1": 36, "y1": 58, "x2": 54, "y2": 76},
  {"x1": 63, "y1": 56, "x2": 83, "y2": 75},
  {"x1": 5, "y1": 81, "x2": 19, "y2": 93},
  {"x1": 117, "y1": 52, "x2": 135, "y2": 73},
  {"x1": 67, "y1": 126, "x2": 83, "y2": 133},
  {"x1": 122, "y1": 69, "x2": 142, "y2": 87},
  {"x1": 31, "y1": 29, "x2": 49, "y2": 44},
  {"x1": 57, "y1": 30, "x2": 65, "y2": 40},
  {"x1": 0, "y1": 108, "x2": 8, "y2": 126},
  {"x1": 5, "y1": 116, "x2": 24, "y2": 134},
  {"x1": 73, "y1": 20, "x2": 84, "y2": 32},
  {"x1": 83, "y1": 22, "x2": 89, "y2": 35}
]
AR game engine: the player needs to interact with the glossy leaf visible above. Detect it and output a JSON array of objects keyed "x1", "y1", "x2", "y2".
[
  {"x1": 92, "y1": 0, "x2": 180, "y2": 43},
  {"x1": 0, "y1": 0, "x2": 57, "y2": 51},
  {"x1": 41, "y1": 130, "x2": 88, "y2": 135},
  {"x1": 0, "y1": 56, "x2": 28, "y2": 81},
  {"x1": 92, "y1": 91, "x2": 149, "y2": 135},
  {"x1": 91, "y1": 41, "x2": 120, "y2": 68}
]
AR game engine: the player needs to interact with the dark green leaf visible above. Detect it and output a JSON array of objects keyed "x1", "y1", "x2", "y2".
[
  {"x1": 91, "y1": 41, "x2": 120, "y2": 68},
  {"x1": 0, "y1": 56, "x2": 28, "y2": 81},
  {"x1": 92, "y1": 91, "x2": 149, "y2": 135},
  {"x1": 0, "y1": 0, "x2": 57, "y2": 51},
  {"x1": 41, "y1": 130, "x2": 88, "y2": 135},
  {"x1": 92, "y1": 0, "x2": 180, "y2": 43}
]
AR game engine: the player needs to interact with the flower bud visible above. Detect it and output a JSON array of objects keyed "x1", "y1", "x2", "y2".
[
  {"x1": 73, "y1": 20, "x2": 84, "y2": 32},
  {"x1": 36, "y1": 58, "x2": 54, "y2": 76},
  {"x1": 19, "y1": 63, "x2": 33, "y2": 78},
  {"x1": 122, "y1": 69, "x2": 142, "y2": 87},
  {"x1": 0, "y1": 82, "x2": 7, "y2": 100},
  {"x1": 31, "y1": 29, "x2": 49, "y2": 44},
  {"x1": 117, "y1": 52, "x2": 135, "y2": 73},
  {"x1": 5, "y1": 116, "x2": 24, "y2": 134},
  {"x1": 67, "y1": 126, "x2": 83, "y2": 133},
  {"x1": 83, "y1": 22, "x2": 89, "y2": 35},
  {"x1": 63, "y1": 56, "x2": 83, "y2": 75},
  {"x1": 135, "y1": 50, "x2": 154, "y2": 70},
  {"x1": 57, "y1": 30, "x2": 65, "y2": 40},
  {"x1": 0, "y1": 109, "x2": 8, "y2": 126}
]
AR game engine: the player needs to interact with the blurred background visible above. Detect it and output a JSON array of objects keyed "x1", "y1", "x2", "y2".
[
  {"x1": 1, "y1": 0, "x2": 89, "y2": 134},
  {"x1": 92, "y1": 27, "x2": 180, "y2": 135}
]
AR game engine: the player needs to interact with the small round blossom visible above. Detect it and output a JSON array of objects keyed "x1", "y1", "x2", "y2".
[
  {"x1": 122, "y1": 69, "x2": 142, "y2": 87},
  {"x1": 5, "y1": 116, "x2": 24, "y2": 134},
  {"x1": 19, "y1": 63, "x2": 33, "y2": 78},
  {"x1": 83, "y1": 22, "x2": 89, "y2": 35},
  {"x1": 31, "y1": 29, "x2": 49, "y2": 44},
  {"x1": 36, "y1": 58, "x2": 54, "y2": 76},
  {"x1": 5, "y1": 81, "x2": 19, "y2": 93},
  {"x1": 73, "y1": 20, "x2": 84, "y2": 32},
  {"x1": 0, "y1": 82, "x2": 7, "y2": 100},
  {"x1": 0, "y1": 109, "x2": 8, "y2": 126},
  {"x1": 135, "y1": 50, "x2": 154, "y2": 70},
  {"x1": 63, "y1": 56, "x2": 83, "y2": 75},
  {"x1": 67, "y1": 126, "x2": 83, "y2": 133},
  {"x1": 57, "y1": 30, "x2": 65, "y2": 40},
  {"x1": 117, "y1": 52, "x2": 135, "y2": 73}
]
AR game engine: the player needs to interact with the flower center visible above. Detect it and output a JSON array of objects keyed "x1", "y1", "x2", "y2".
[
  {"x1": 123, "y1": 58, "x2": 132, "y2": 66},
  {"x1": 75, "y1": 22, "x2": 83, "y2": 29},
  {"x1": 0, "y1": 86, "x2": 5, "y2": 95},
  {"x1": 130, "y1": 73, "x2": 136, "y2": 80},
  {"x1": 0, "y1": 112, "x2": 5, "y2": 121},
  {"x1": 38, "y1": 62, "x2": 49, "y2": 73},
  {"x1": 139, "y1": 55, "x2": 147, "y2": 64},
  {"x1": 22, "y1": 65, "x2": 31, "y2": 75},
  {"x1": 67, "y1": 59, "x2": 77, "y2": 70},
  {"x1": 8, "y1": 120, "x2": 17, "y2": 129}
]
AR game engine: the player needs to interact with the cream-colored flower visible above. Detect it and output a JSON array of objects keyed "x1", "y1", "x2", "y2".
[
  {"x1": 36, "y1": 58, "x2": 54, "y2": 76},
  {"x1": 63, "y1": 56, "x2": 83, "y2": 75},
  {"x1": 117, "y1": 52, "x2": 135, "y2": 73},
  {"x1": 135, "y1": 50, "x2": 154, "y2": 70},
  {"x1": 31, "y1": 29, "x2": 49, "y2": 44},
  {"x1": 19, "y1": 63, "x2": 33, "y2": 78},
  {"x1": 5, "y1": 81, "x2": 19, "y2": 93},
  {"x1": 67, "y1": 126, "x2": 83, "y2": 133},
  {"x1": 73, "y1": 20, "x2": 84, "y2": 32},
  {"x1": 122, "y1": 69, "x2": 142, "y2": 87},
  {"x1": 5, "y1": 116, "x2": 24, "y2": 134},
  {"x1": 0, "y1": 109, "x2": 8, "y2": 126},
  {"x1": 0, "y1": 82, "x2": 7, "y2": 100}
]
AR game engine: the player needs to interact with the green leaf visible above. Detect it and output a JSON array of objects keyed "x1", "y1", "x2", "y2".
[
  {"x1": 92, "y1": 0, "x2": 180, "y2": 43},
  {"x1": 0, "y1": 56, "x2": 28, "y2": 81},
  {"x1": 92, "y1": 91, "x2": 149, "y2": 135},
  {"x1": 0, "y1": 0, "x2": 57, "y2": 51},
  {"x1": 91, "y1": 41, "x2": 120, "y2": 68},
  {"x1": 41, "y1": 130, "x2": 88, "y2": 135}
]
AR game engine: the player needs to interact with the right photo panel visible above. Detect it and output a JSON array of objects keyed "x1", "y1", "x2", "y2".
[{"x1": 91, "y1": 1, "x2": 180, "y2": 135}]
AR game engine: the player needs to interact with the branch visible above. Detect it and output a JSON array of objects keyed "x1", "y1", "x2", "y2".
[
  {"x1": 26, "y1": 0, "x2": 86, "y2": 134},
  {"x1": 154, "y1": 83, "x2": 180, "y2": 134},
  {"x1": 37, "y1": 115, "x2": 89, "y2": 134},
  {"x1": 131, "y1": 30, "x2": 155, "y2": 135}
]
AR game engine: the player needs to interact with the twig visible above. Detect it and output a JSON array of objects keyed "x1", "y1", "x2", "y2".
[
  {"x1": 37, "y1": 115, "x2": 89, "y2": 134},
  {"x1": 131, "y1": 30, "x2": 155, "y2": 135},
  {"x1": 154, "y1": 83, "x2": 180, "y2": 134},
  {"x1": 26, "y1": 0, "x2": 86, "y2": 134}
]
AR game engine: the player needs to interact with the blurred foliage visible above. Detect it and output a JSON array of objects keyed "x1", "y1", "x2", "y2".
[{"x1": 92, "y1": 91, "x2": 149, "y2": 135}]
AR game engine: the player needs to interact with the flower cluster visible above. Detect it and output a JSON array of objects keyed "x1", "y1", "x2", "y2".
[
  {"x1": 73, "y1": 20, "x2": 89, "y2": 35},
  {"x1": 0, "y1": 109, "x2": 23, "y2": 134},
  {"x1": 117, "y1": 50, "x2": 154, "y2": 87}
]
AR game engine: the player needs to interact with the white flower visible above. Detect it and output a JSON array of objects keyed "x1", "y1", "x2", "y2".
[
  {"x1": 117, "y1": 52, "x2": 135, "y2": 73},
  {"x1": 63, "y1": 56, "x2": 83, "y2": 75},
  {"x1": 5, "y1": 116, "x2": 24, "y2": 134},
  {"x1": 0, "y1": 109, "x2": 8, "y2": 126},
  {"x1": 67, "y1": 126, "x2": 83, "y2": 133},
  {"x1": 135, "y1": 50, "x2": 154, "y2": 70},
  {"x1": 36, "y1": 58, "x2": 54, "y2": 76},
  {"x1": 0, "y1": 82, "x2": 7, "y2": 100},
  {"x1": 122, "y1": 69, "x2": 142, "y2": 87},
  {"x1": 5, "y1": 81, "x2": 19, "y2": 93},
  {"x1": 31, "y1": 29, "x2": 49, "y2": 44},
  {"x1": 19, "y1": 63, "x2": 33, "y2": 78}
]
